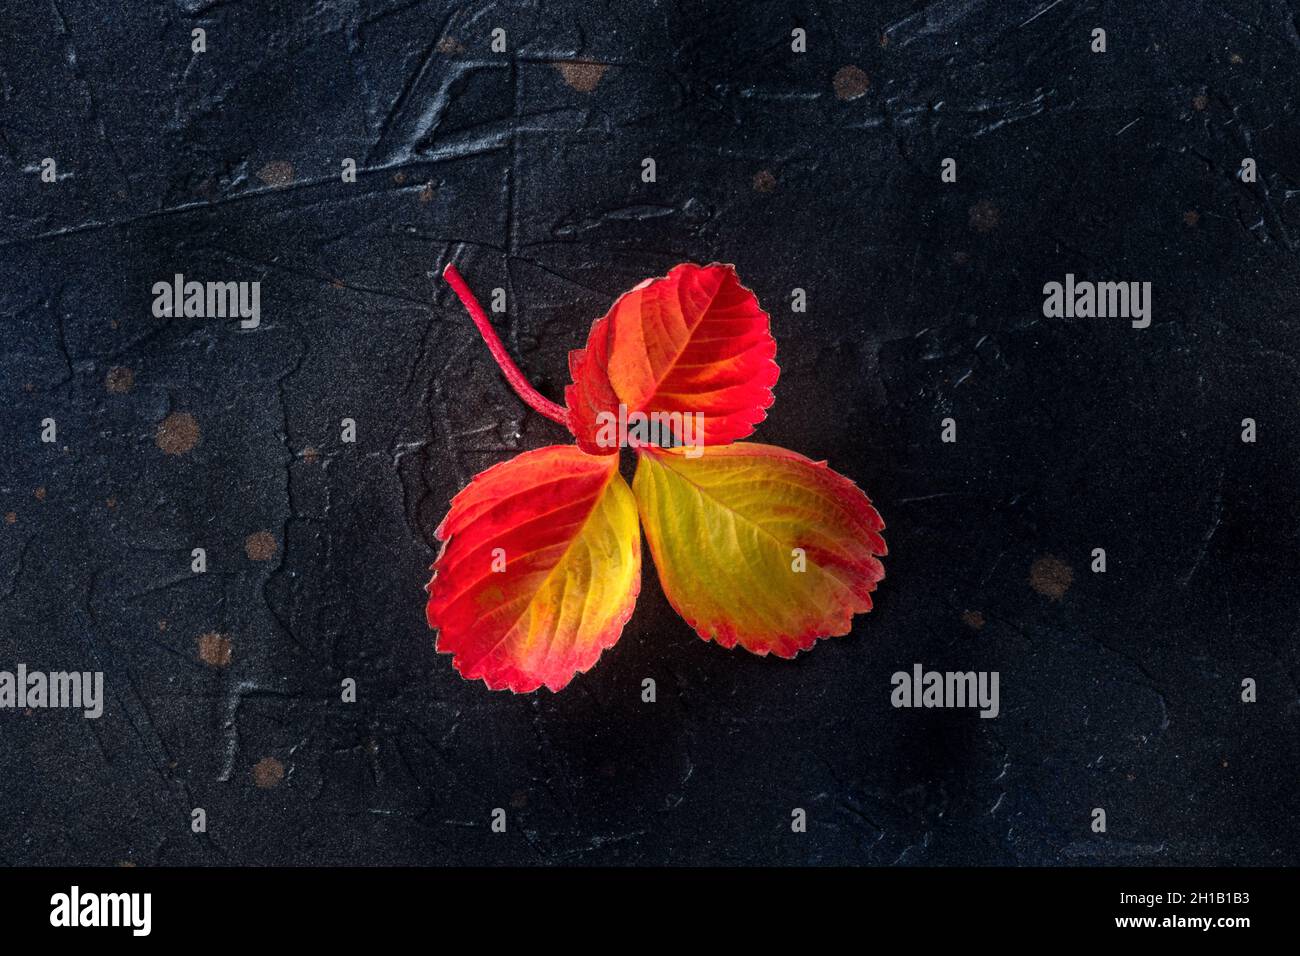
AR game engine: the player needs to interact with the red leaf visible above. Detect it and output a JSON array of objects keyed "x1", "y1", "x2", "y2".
[
  {"x1": 425, "y1": 446, "x2": 642, "y2": 692},
  {"x1": 565, "y1": 263, "x2": 778, "y2": 454}
]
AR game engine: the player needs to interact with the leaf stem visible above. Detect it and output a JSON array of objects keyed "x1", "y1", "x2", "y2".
[{"x1": 441, "y1": 264, "x2": 570, "y2": 426}]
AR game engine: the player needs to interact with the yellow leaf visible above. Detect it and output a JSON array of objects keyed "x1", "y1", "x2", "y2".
[{"x1": 633, "y1": 443, "x2": 886, "y2": 656}]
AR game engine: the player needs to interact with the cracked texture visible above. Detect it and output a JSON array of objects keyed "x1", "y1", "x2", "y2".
[{"x1": 1, "y1": 0, "x2": 1299, "y2": 865}]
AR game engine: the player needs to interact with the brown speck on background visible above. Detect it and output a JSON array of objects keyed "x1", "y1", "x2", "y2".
[
  {"x1": 752, "y1": 169, "x2": 776, "y2": 193},
  {"x1": 393, "y1": 171, "x2": 407, "y2": 185},
  {"x1": 34, "y1": 487, "x2": 45, "y2": 501},
  {"x1": 833, "y1": 65, "x2": 870, "y2": 100},
  {"x1": 197, "y1": 632, "x2": 232, "y2": 667},
  {"x1": 1230, "y1": 52, "x2": 1243, "y2": 64},
  {"x1": 105, "y1": 497, "x2": 116, "y2": 509},
  {"x1": 23, "y1": 383, "x2": 34, "y2": 393},
  {"x1": 436, "y1": 36, "x2": 464, "y2": 55},
  {"x1": 553, "y1": 60, "x2": 608, "y2": 93},
  {"x1": 156, "y1": 412, "x2": 200, "y2": 455},
  {"x1": 301, "y1": 446, "x2": 319, "y2": 465},
  {"x1": 418, "y1": 183, "x2": 434, "y2": 203},
  {"x1": 253, "y1": 757, "x2": 284, "y2": 789},
  {"x1": 1030, "y1": 555, "x2": 1074, "y2": 601},
  {"x1": 969, "y1": 199, "x2": 1000, "y2": 233},
  {"x1": 245, "y1": 530, "x2": 278, "y2": 561},
  {"x1": 1183, "y1": 210, "x2": 1200, "y2": 227},
  {"x1": 1192, "y1": 93, "x2": 1209, "y2": 111},
  {"x1": 105, "y1": 366, "x2": 134, "y2": 394},
  {"x1": 117, "y1": 861, "x2": 136, "y2": 868},
  {"x1": 510, "y1": 790, "x2": 528, "y2": 809},
  {"x1": 257, "y1": 161, "x2": 294, "y2": 187},
  {"x1": 961, "y1": 609, "x2": 986, "y2": 630},
  {"x1": 4, "y1": 512, "x2": 15, "y2": 525},
  {"x1": 158, "y1": 620, "x2": 168, "y2": 632}
]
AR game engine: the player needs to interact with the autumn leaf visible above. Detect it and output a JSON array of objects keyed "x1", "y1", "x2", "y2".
[
  {"x1": 565, "y1": 263, "x2": 779, "y2": 454},
  {"x1": 633, "y1": 443, "x2": 886, "y2": 657},
  {"x1": 432, "y1": 262, "x2": 887, "y2": 693},
  {"x1": 425, "y1": 445, "x2": 641, "y2": 692}
]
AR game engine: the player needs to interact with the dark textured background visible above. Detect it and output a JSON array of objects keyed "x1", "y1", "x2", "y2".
[{"x1": 2, "y1": 0, "x2": 1300, "y2": 866}]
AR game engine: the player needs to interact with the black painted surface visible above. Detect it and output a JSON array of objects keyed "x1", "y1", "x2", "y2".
[{"x1": 2, "y1": 0, "x2": 1299, "y2": 866}]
